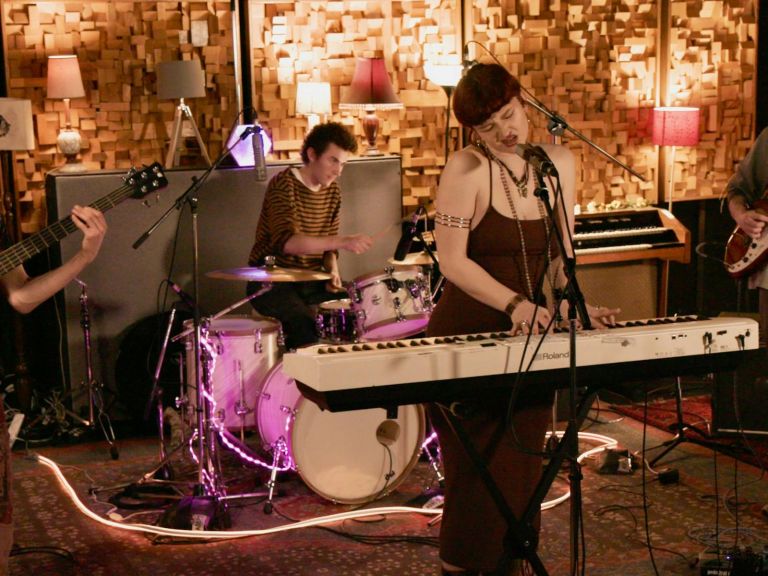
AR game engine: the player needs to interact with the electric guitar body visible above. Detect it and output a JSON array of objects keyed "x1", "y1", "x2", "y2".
[{"x1": 724, "y1": 197, "x2": 768, "y2": 279}]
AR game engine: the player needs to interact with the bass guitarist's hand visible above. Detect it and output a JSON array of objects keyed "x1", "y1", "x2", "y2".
[
  {"x1": 732, "y1": 201, "x2": 768, "y2": 240},
  {"x1": 71, "y1": 205, "x2": 107, "y2": 262}
]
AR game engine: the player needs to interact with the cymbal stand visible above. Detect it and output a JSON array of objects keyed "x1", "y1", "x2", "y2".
[
  {"x1": 412, "y1": 224, "x2": 443, "y2": 302},
  {"x1": 63, "y1": 280, "x2": 119, "y2": 459},
  {"x1": 144, "y1": 306, "x2": 179, "y2": 481}
]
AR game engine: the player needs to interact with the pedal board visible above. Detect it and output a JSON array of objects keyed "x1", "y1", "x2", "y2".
[{"x1": 699, "y1": 548, "x2": 768, "y2": 576}]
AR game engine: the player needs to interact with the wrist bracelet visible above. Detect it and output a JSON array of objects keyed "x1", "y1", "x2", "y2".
[{"x1": 504, "y1": 293, "x2": 526, "y2": 316}]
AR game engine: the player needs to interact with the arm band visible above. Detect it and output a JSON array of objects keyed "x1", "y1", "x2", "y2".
[{"x1": 435, "y1": 211, "x2": 471, "y2": 229}]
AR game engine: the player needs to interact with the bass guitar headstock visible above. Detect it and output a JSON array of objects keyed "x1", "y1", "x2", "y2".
[{"x1": 124, "y1": 162, "x2": 168, "y2": 198}]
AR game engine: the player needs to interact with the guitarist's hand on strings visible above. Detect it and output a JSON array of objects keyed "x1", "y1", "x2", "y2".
[
  {"x1": 732, "y1": 201, "x2": 768, "y2": 240},
  {"x1": 71, "y1": 205, "x2": 107, "y2": 263}
]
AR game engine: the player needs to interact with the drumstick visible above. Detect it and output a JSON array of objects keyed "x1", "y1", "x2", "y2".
[{"x1": 371, "y1": 221, "x2": 397, "y2": 240}]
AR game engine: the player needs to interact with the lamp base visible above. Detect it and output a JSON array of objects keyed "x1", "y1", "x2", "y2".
[
  {"x1": 362, "y1": 110, "x2": 383, "y2": 156},
  {"x1": 55, "y1": 160, "x2": 88, "y2": 173},
  {"x1": 56, "y1": 129, "x2": 86, "y2": 172}
]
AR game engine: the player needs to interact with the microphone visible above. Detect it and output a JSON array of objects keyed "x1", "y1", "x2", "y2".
[
  {"x1": 462, "y1": 45, "x2": 478, "y2": 72},
  {"x1": 168, "y1": 280, "x2": 196, "y2": 311},
  {"x1": 393, "y1": 207, "x2": 424, "y2": 261},
  {"x1": 514, "y1": 143, "x2": 558, "y2": 176},
  {"x1": 252, "y1": 125, "x2": 267, "y2": 181}
]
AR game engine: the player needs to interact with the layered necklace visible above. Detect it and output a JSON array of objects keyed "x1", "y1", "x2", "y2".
[{"x1": 475, "y1": 140, "x2": 554, "y2": 299}]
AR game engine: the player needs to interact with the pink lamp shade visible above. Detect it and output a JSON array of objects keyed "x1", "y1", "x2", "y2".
[
  {"x1": 652, "y1": 107, "x2": 700, "y2": 147},
  {"x1": 46, "y1": 55, "x2": 86, "y2": 100},
  {"x1": 340, "y1": 58, "x2": 403, "y2": 110}
]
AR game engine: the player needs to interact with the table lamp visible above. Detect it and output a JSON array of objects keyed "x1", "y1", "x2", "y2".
[
  {"x1": 47, "y1": 55, "x2": 86, "y2": 172},
  {"x1": 340, "y1": 58, "x2": 403, "y2": 155},
  {"x1": 296, "y1": 82, "x2": 332, "y2": 133},
  {"x1": 652, "y1": 106, "x2": 700, "y2": 211},
  {"x1": 157, "y1": 60, "x2": 211, "y2": 168}
]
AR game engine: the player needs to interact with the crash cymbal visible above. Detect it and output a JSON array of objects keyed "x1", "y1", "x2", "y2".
[
  {"x1": 206, "y1": 266, "x2": 332, "y2": 282},
  {"x1": 387, "y1": 250, "x2": 438, "y2": 266}
]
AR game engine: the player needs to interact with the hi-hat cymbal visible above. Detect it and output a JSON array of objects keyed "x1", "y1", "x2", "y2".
[
  {"x1": 387, "y1": 251, "x2": 438, "y2": 266},
  {"x1": 206, "y1": 266, "x2": 332, "y2": 282}
]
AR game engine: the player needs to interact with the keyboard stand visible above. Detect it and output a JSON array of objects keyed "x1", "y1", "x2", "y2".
[{"x1": 439, "y1": 385, "x2": 599, "y2": 576}]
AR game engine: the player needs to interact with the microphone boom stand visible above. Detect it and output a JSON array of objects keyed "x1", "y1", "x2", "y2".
[
  {"x1": 532, "y1": 162, "x2": 591, "y2": 575},
  {"x1": 132, "y1": 127, "x2": 262, "y2": 529}
]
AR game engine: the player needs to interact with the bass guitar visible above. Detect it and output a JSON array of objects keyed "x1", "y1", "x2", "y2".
[{"x1": 0, "y1": 162, "x2": 167, "y2": 276}]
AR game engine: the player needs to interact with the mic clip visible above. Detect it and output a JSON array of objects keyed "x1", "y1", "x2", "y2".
[{"x1": 239, "y1": 124, "x2": 262, "y2": 140}]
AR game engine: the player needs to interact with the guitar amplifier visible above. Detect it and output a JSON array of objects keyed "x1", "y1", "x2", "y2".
[
  {"x1": 37, "y1": 157, "x2": 403, "y2": 422},
  {"x1": 713, "y1": 341, "x2": 768, "y2": 437}
]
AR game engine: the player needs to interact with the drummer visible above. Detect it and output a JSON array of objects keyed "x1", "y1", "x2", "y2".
[{"x1": 246, "y1": 122, "x2": 373, "y2": 350}]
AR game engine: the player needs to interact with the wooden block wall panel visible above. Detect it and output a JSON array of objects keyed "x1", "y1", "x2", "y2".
[
  {"x1": 248, "y1": 0, "x2": 461, "y2": 216},
  {"x1": 2, "y1": 0, "x2": 757, "y2": 232},
  {"x1": 664, "y1": 0, "x2": 756, "y2": 202},
  {"x1": 468, "y1": 0, "x2": 755, "y2": 208},
  {"x1": 2, "y1": 0, "x2": 238, "y2": 233}
]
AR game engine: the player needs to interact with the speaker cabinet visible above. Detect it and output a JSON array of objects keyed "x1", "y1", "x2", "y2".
[
  {"x1": 576, "y1": 260, "x2": 658, "y2": 321},
  {"x1": 42, "y1": 157, "x2": 403, "y2": 420},
  {"x1": 713, "y1": 347, "x2": 768, "y2": 437}
]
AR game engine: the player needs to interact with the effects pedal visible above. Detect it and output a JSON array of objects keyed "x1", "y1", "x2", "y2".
[{"x1": 699, "y1": 547, "x2": 768, "y2": 576}]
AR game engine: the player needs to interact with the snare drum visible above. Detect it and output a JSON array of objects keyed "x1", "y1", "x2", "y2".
[
  {"x1": 257, "y1": 361, "x2": 425, "y2": 504},
  {"x1": 347, "y1": 266, "x2": 432, "y2": 340},
  {"x1": 315, "y1": 299, "x2": 358, "y2": 343},
  {"x1": 184, "y1": 316, "x2": 281, "y2": 430}
]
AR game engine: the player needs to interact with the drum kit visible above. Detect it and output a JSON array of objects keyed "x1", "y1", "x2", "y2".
[{"x1": 148, "y1": 254, "x2": 442, "y2": 514}]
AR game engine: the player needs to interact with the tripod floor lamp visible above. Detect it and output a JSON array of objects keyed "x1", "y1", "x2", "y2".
[{"x1": 158, "y1": 60, "x2": 211, "y2": 168}]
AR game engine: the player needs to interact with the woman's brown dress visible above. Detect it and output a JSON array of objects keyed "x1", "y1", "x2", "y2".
[{"x1": 427, "y1": 190, "x2": 558, "y2": 573}]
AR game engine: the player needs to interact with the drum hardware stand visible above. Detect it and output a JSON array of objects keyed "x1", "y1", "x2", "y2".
[
  {"x1": 144, "y1": 306, "x2": 180, "y2": 481},
  {"x1": 132, "y1": 131, "x2": 263, "y2": 529},
  {"x1": 411, "y1": 224, "x2": 442, "y2": 304},
  {"x1": 234, "y1": 359, "x2": 253, "y2": 444},
  {"x1": 407, "y1": 429, "x2": 444, "y2": 512},
  {"x1": 60, "y1": 279, "x2": 119, "y2": 459}
]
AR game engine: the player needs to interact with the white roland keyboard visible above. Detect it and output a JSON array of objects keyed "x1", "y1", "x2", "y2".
[{"x1": 283, "y1": 316, "x2": 759, "y2": 412}]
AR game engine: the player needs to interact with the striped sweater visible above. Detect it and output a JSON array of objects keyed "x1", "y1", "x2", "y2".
[{"x1": 248, "y1": 167, "x2": 340, "y2": 271}]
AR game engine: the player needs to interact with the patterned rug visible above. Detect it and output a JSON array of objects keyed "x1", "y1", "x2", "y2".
[
  {"x1": 8, "y1": 418, "x2": 768, "y2": 576},
  {"x1": 611, "y1": 395, "x2": 768, "y2": 471}
]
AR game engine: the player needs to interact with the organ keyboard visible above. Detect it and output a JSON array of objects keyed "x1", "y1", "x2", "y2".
[
  {"x1": 574, "y1": 207, "x2": 690, "y2": 265},
  {"x1": 283, "y1": 316, "x2": 759, "y2": 412}
]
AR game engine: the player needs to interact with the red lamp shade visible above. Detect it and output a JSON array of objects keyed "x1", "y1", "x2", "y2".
[
  {"x1": 340, "y1": 58, "x2": 403, "y2": 109},
  {"x1": 652, "y1": 106, "x2": 700, "y2": 147},
  {"x1": 340, "y1": 57, "x2": 403, "y2": 155}
]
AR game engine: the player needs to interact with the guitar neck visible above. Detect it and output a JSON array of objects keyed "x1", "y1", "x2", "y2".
[{"x1": 0, "y1": 183, "x2": 133, "y2": 277}]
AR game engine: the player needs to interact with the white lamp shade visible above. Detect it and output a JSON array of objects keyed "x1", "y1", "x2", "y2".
[
  {"x1": 46, "y1": 55, "x2": 85, "y2": 99},
  {"x1": 157, "y1": 60, "x2": 206, "y2": 100},
  {"x1": 0, "y1": 99, "x2": 35, "y2": 150},
  {"x1": 424, "y1": 63, "x2": 463, "y2": 88},
  {"x1": 296, "y1": 82, "x2": 332, "y2": 116}
]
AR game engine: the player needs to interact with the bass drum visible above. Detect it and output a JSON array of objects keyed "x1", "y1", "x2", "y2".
[{"x1": 257, "y1": 361, "x2": 425, "y2": 504}]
